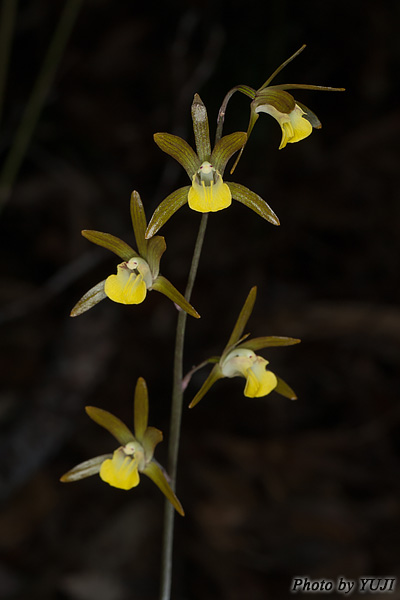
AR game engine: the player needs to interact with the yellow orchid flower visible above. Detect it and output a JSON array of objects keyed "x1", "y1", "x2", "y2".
[
  {"x1": 255, "y1": 101, "x2": 313, "y2": 149},
  {"x1": 60, "y1": 378, "x2": 184, "y2": 515},
  {"x1": 145, "y1": 95, "x2": 280, "y2": 237},
  {"x1": 189, "y1": 287, "x2": 300, "y2": 408},
  {"x1": 220, "y1": 348, "x2": 278, "y2": 398},
  {"x1": 216, "y1": 45, "x2": 344, "y2": 172},
  {"x1": 70, "y1": 191, "x2": 199, "y2": 319},
  {"x1": 104, "y1": 257, "x2": 149, "y2": 305},
  {"x1": 99, "y1": 444, "x2": 143, "y2": 490}
]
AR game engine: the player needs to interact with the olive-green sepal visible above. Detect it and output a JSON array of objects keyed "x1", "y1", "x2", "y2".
[
  {"x1": 189, "y1": 364, "x2": 223, "y2": 409},
  {"x1": 130, "y1": 190, "x2": 148, "y2": 256},
  {"x1": 70, "y1": 280, "x2": 107, "y2": 317},
  {"x1": 191, "y1": 93, "x2": 211, "y2": 161},
  {"x1": 154, "y1": 133, "x2": 200, "y2": 178},
  {"x1": 211, "y1": 131, "x2": 247, "y2": 176},
  {"x1": 143, "y1": 461, "x2": 185, "y2": 516},
  {"x1": 82, "y1": 230, "x2": 137, "y2": 261},
  {"x1": 145, "y1": 186, "x2": 190, "y2": 239},
  {"x1": 224, "y1": 285, "x2": 257, "y2": 351},
  {"x1": 151, "y1": 275, "x2": 200, "y2": 319},
  {"x1": 60, "y1": 455, "x2": 112, "y2": 482},
  {"x1": 130, "y1": 191, "x2": 167, "y2": 277},
  {"x1": 227, "y1": 182, "x2": 280, "y2": 226},
  {"x1": 85, "y1": 406, "x2": 135, "y2": 445},
  {"x1": 237, "y1": 336, "x2": 301, "y2": 351},
  {"x1": 275, "y1": 376, "x2": 297, "y2": 400}
]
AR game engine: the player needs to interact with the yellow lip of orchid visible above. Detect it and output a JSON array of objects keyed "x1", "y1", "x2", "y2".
[
  {"x1": 188, "y1": 161, "x2": 232, "y2": 213},
  {"x1": 99, "y1": 443, "x2": 145, "y2": 490},
  {"x1": 255, "y1": 102, "x2": 313, "y2": 149},
  {"x1": 104, "y1": 257, "x2": 152, "y2": 305},
  {"x1": 220, "y1": 348, "x2": 278, "y2": 398}
]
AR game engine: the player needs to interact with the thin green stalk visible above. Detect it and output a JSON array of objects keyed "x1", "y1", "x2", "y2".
[
  {"x1": 0, "y1": 0, "x2": 82, "y2": 212},
  {"x1": 0, "y1": 0, "x2": 18, "y2": 129},
  {"x1": 160, "y1": 213, "x2": 209, "y2": 600},
  {"x1": 215, "y1": 84, "x2": 255, "y2": 146}
]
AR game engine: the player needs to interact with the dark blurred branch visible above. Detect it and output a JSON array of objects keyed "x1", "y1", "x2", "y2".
[
  {"x1": 0, "y1": 0, "x2": 18, "y2": 129},
  {"x1": 0, "y1": 250, "x2": 103, "y2": 325},
  {"x1": 0, "y1": 0, "x2": 82, "y2": 213}
]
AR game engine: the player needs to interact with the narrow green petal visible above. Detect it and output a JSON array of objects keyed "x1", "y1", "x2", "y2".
[
  {"x1": 134, "y1": 377, "x2": 148, "y2": 442},
  {"x1": 142, "y1": 426, "x2": 163, "y2": 462},
  {"x1": 146, "y1": 235, "x2": 166, "y2": 279},
  {"x1": 70, "y1": 280, "x2": 107, "y2": 317},
  {"x1": 210, "y1": 132, "x2": 247, "y2": 176},
  {"x1": 274, "y1": 376, "x2": 297, "y2": 400},
  {"x1": 189, "y1": 364, "x2": 223, "y2": 408},
  {"x1": 85, "y1": 406, "x2": 135, "y2": 445},
  {"x1": 258, "y1": 45, "x2": 307, "y2": 90},
  {"x1": 130, "y1": 191, "x2": 148, "y2": 258},
  {"x1": 145, "y1": 186, "x2": 190, "y2": 238},
  {"x1": 228, "y1": 182, "x2": 280, "y2": 226},
  {"x1": 151, "y1": 275, "x2": 200, "y2": 319},
  {"x1": 191, "y1": 93, "x2": 211, "y2": 162},
  {"x1": 238, "y1": 336, "x2": 301, "y2": 351},
  {"x1": 154, "y1": 133, "x2": 200, "y2": 178},
  {"x1": 143, "y1": 461, "x2": 185, "y2": 516},
  {"x1": 60, "y1": 454, "x2": 111, "y2": 482},
  {"x1": 275, "y1": 83, "x2": 345, "y2": 93},
  {"x1": 81, "y1": 230, "x2": 137, "y2": 261},
  {"x1": 224, "y1": 286, "x2": 257, "y2": 351}
]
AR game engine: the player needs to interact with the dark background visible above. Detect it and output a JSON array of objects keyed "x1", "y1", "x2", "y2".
[{"x1": 1, "y1": 1, "x2": 399, "y2": 599}]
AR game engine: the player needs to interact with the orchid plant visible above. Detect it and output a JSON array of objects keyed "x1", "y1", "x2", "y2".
[{"x1": 61, "y1": 45, "x2": 343, "y2": 600}]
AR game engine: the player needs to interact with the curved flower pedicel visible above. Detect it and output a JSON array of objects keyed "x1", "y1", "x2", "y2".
[
  {"x1": 188, "y1": 286, "x2": 300, "y2": 408},
  {"x1": 70, "y1": 190, "x2": 199, "y2": 319},
  {"x1": 145, "y1": 94, "x2": 279, "y2": 238},
  {"x1": 60, "y1": 378, "x2": 184, "y2": 516}
]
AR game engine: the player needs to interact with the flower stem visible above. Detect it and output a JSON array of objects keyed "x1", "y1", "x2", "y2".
[{"x1": 159, "y1": 213, "x2": 208, "y2": 600}]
